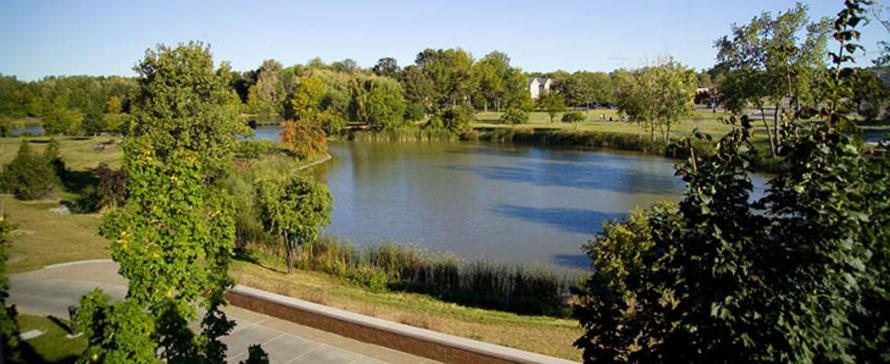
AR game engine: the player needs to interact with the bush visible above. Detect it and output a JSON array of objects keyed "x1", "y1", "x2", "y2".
[
  {"x1": 440, "y1": 104, "x2": 475, "y2": 133},
  {"x1": 279, "y1": 120, "x2": 327, "y2": 159},
  {"x1": 501, "y1": 108, "x2": 529, "y2": 125},
  {"x1": 42, "y1": 107, "x2": 84, "y2": 135},
  {"x1": 404, "y1": 102, "x2": 426, "y2": 122},
  {"x1": 0, "y1": 141, "x2": 59, "y2": 200},
  {"x1": 561, "y1": 111, "x2": 586, "y2": 122},
  {"x1": 235, "y1": 139, "x2": 280, "y2": 160}
]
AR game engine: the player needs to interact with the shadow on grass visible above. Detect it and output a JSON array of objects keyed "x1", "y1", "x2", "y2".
[
  {"x1": 17, "y1": 343, "x2": 79, "y2": 364},
  {"x1": 234, "y1": 248, "x2": 288, "y2": 274},
  {"x1": 61, "y1": 170, "x2": 97, "y2": 194}
]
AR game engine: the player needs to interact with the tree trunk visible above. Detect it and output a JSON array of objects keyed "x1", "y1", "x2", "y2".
[
  {"x1": 772, "y1": 104, "x2": 781, "y2": 147},
  {"x1": 284, "y1": 231, "x2": 293, "y2": 273},
  {"x1": 760, "y1": 107, "x2": 776, "y2": 157}
]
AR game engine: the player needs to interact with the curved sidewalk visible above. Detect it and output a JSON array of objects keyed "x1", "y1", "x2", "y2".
[{"x1": 9, "y1": 260, "x2": 438, "y2": 364}]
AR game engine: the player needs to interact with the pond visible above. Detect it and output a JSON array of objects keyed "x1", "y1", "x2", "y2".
[
  {"x1": 300, "y1": 140, "x2": 768, "y2": 269},
  {"x1": 249, "y1": 127, "x2": 769, "y2": 269}
]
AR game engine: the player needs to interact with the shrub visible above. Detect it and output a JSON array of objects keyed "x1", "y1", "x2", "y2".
[
  {"x1": 42, "y1": 107, "x2": 84, "y2": 135},
  {"x1": 404, "y1": 102, "x2": 426, "y2": 122},
  {"x1": 501, "y1": 108, "x2": 529, "y2": 125},
  {"x1": 92, "y1": 163, "x2": 128, "y2": 209},
  {"x1": 0, "y1": 141, "x2": 59, "y2": 200},
  {"x1": 69, "y1": 185, "x2": 103, "y2": 213},
  {"x1": 235, "y1": 139, "x2": 280, "y2": 160},
  {"x1": 279, "y1": 120, "x2": 327, "y2": 159},
  {"x1": 561, "y1": 111, "x2": 586, "y2": 122},
  {"x1": 440, "y1": 104, "x2": 475, "y2": 133}
]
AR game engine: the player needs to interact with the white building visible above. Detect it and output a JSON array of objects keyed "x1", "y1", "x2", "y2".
[{"x1": 528, "y1": 77, "x2": 554, "y2": 99}]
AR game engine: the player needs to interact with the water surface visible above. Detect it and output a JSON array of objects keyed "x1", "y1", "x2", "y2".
[{"x1": 306, "y1": 141, "x2": 767, "y2": 269}]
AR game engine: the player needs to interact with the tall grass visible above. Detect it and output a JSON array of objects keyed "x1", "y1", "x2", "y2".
[
  {"x1": 291, "y1": 237, "x2": 582, "y2": 317},
  {"x1": 477, "y1": 128, "x2": 667, "y2": 154},
  {"x1": 348, "y1": 127, "x2": 458, "y2": 142}
]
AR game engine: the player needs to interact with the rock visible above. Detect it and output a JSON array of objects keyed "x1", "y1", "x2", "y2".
[{"x1": 49, "y1": 206, "x2": 71, "y2": 215}]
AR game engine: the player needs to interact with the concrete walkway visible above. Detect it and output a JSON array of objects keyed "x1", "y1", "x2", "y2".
[{"x1": 9, "y1": 260, "x2": 438, "y2": 364}]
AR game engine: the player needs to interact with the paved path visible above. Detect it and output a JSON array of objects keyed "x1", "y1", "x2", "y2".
[{"x1": 9, "y1": 260, "x2": 438, "y2": 364}]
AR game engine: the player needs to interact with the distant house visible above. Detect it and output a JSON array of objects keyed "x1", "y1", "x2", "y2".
[{"x1": 528, "y1": 77, "x2": 554, "y2": 99}]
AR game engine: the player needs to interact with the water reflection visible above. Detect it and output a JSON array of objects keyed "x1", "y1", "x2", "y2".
[{"x1": 308, "y1": 140, "x2": 755, "y2": 269}]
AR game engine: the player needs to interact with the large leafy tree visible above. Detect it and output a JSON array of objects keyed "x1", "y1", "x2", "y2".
[
  {"x1": 247, "y1": 59, "x2": 284, "y2": 114},
  {"x1": 350, "y1": 75, "x2": 407, "y2": 130},
  {"x1": 471, "y1": 51, "x2": 511, "y2": 112},
  {"x1": 371, "y1": 57, "x2": 400, "y2": 78},
  {"x1": 537, "y1": 91, "x2": 566, "y2": 122},
  {"x1": 575, "y1": 2, "x2": 888, "y2": 362},
  {"x1": 256, "y1": 176, "x2": 332, "y2": 273},
  {"x1": 614, "y1": 60, "x2": 696, "y2": 143},
  {"x1": 557, "y1": 71, "x2": 614, "y2": 108},
  {"x1": 715, "y1": 3, "x2": 831, "y2": 157},
  {"x1": 79, "y1": 42, "x2": 265, "y2": 363},
  {"x1": 415, "y1": 48, "x2": 476, "y2": 110}
]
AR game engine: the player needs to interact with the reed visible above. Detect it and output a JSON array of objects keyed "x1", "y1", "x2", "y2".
[{"x1": 291, "y1": 237, "x2": 582, "y2": 317}]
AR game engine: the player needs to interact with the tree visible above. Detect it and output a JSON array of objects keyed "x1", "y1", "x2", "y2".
[
  {"x1": 372, "y1": 57, "x2": 400, "y2": 78},
  {"x1": 557, "y1": 71, "x2": 613, "y2": 108},
  {"x1": 537, "y1": 91, "x2": 566, "y2": 122},
  {"x1": 105, "y1": 95, "x2": 123, "y2": 114},
  {"x1": 398, "y1": 65, "x2": 434, "y2": 112},
  {"x1": 247, "y1": 59, "x2": 284, "y2": 114},
  {"x1": 846, "y1": 68, "x2": 888, "y2": 120},
  {"x1": 501, "y1": 107, "x2": 528, "y2": 126},
  {"x1": 84, "y1": 42, "x2": 265, "y2": 363},
  {"x1": 415, "y1": 48, "x2": 475, "y2": 110},
  {"x1": 289, "y1": 72, "x2": 348, "y2": 134},
  {"x1": 0, "y1": 141, "x2": 58, "y2": 200},
  {"x1": 502, "y1": 68, "x2": 533, "y2": 112},
  {"x1": 42, "y1": 107, "x2": 83, "y2": 135},
  {"x1": 715, "y1": 3, "x2": 831, "y2": 157},
  {"x1": 351, "y1": 75, "x2": 407, "y2": 130},
  {"x1": 256, "y1": 176, "x2": 332, "y2": 273},
  {"x1": 471, "y1": 51, "x2": 511, "y2": 111},
  {"x1": 614, "y1": 61, "x2": 696, "y2": 143},
  {"x1": 279, "y1": 120, "x2": 327, "y2": 159},
  {"x1": 575, "y1": 2, "x2": 888, "y2": 362}
]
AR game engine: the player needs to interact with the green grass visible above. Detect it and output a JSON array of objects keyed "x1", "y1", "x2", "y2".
[
  {"x1": 14, "y1": 314, "x2": 86, "y2": 363},
  {"x1": 0, "y1": 136, "x2": 122, "y2": 171},
  {"x1": 474, "y1": 109, "x2": 770, "y2": 141},
  {"x1": 1, "y1": 195, "x2": 109, "y2": 273}
]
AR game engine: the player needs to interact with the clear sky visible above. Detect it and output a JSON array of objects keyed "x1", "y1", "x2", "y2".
[{"x1": 1, "y1": 0, "x2": 886, "y2": 80}]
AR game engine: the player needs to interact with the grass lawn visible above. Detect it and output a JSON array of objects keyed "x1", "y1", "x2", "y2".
[
  {"x1": 0, "y1": 136, "x2": 122, "y2": 171},
  {"x1": 15, "y1": 314, "x2": 86, "y2": 363},
  {"x1": 475, "y1": 108, "x2": 772, "y2": 142},
  {"x1": 1, "y1": 195, "x2": 109, "y2": 273}
]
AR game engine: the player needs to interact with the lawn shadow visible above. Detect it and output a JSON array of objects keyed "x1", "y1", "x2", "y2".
[
  {"x1": 233, "y1": 249, "x2": 288, "y2": 274},
  {"x1": 47, "y1": 315, "x2": 73, "y2": 335},
  {"x1": 61, "y1": 170, "x2": 97, "y2": 194}
]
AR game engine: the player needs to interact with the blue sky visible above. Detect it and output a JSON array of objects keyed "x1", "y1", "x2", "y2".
[{"x1": 1, "y1": 0, "x2": 886, "y2": 80}]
